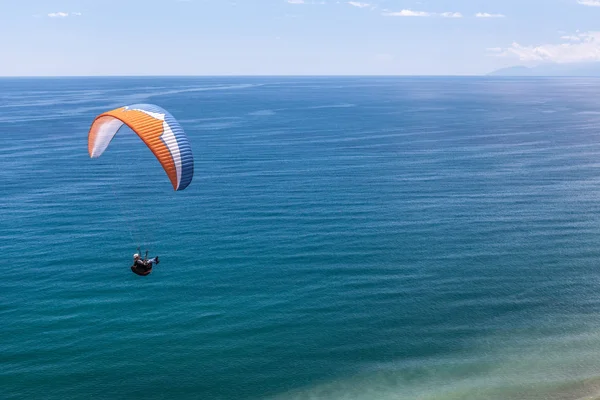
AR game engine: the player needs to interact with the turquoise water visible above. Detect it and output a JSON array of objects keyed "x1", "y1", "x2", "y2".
[{"x1": 4, "y1": 77, "x2": 600, "y2": 399}]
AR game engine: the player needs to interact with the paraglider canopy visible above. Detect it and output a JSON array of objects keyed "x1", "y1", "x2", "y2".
[{"x1": 87, "y1": 103, "x2": 194, "y2": 191}]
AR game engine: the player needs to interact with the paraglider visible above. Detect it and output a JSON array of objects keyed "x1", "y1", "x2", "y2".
[
  {"x1": 87, "y1": 103, "x2": 194, "y2": 191},
  {"x1": 86, "y1": 103, "x2": 194, "y2": 275},
  {"x1": 131, "y1": 251, "x2": 160, "y2": 276}
]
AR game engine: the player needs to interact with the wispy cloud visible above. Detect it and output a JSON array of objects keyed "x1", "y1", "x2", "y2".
[
  {"x1": 475, "y1": 12, "x2": 505, "y2": 18},
  {"x1": 578, "y1": 0, "x2": 600, "y2": 6},
  {"x1": 382, "y1": 9, "x2": 462, "y2": 17},
  {"x1": 441, "y1": 12, "x2": 462, "y2": 18},
  {"x1": 47, "y1": 11, "x2": 81, "y2": 18},
  {"x1": 48, "y1": 12, "x2": 68, "y2": 18},
  {"x1": 348, "y1": 1, "x2": 370, "y2": 8},
  {"x1": 286, "y1": 0, "x2": 326, "y2": 4},
  {"x1": 383, "y1": 9, "x2": 431, "y2": 17},
  {"x1": 492, "y1": 31, "x2": 600, "y2": 63}
]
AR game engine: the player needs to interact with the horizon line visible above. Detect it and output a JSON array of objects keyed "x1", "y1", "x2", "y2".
[
  {"x1": 1, "y1": 73, "x2": 598, "y2": 78},
  {"x1": 0, "y1": 73, "x2": 486, "y2": 78}
]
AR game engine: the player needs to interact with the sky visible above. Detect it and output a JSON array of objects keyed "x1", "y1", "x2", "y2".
[{"x1": 2, "y1": 0, "x2": 600, "y2": 76}]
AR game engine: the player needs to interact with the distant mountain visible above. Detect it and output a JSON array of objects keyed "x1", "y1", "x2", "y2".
[{"x1": 488, "y1": 62, "x2": 600, "y2": 77}]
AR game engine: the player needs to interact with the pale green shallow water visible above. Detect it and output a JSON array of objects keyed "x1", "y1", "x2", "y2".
[{"x1": 4, "y1": 77, "x2": 600, "y2": 399}]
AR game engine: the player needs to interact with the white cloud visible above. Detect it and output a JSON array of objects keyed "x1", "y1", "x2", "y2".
[
  {"x1": 578, "y1": 0, "x2": 600, "y2": 6},
  {"x1": 475, "y1": 12, "x2": 505, "y2": 18},
  {"x1": 561, "y1": 35, "x2": 582, "y2": 42},
  {"x1": 494, "y1": 31, "x2": 600, "y2": 63},
  {"x1": 47, "y1": 11, "x2": 81, "y2": 18},
  {"x1": 383, "y1": 9, "x2": 431, "y2": 17},
  {"x1": 441, "y1": 12, "x2": 462, "y2": 18},
  {"x1": 382, "y1": 9, "x2": 462, "y2": 17},
  {"x1": 286, "y1": 0, "x2": 326, "y2": 4},
  {"x1": 348, "y1": 1, "x2": 370, "y2": 7}
]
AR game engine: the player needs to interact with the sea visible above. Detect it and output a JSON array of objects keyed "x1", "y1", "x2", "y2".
[{"x1": 3, "y1": 76, "x2": 600, "y2": 400}]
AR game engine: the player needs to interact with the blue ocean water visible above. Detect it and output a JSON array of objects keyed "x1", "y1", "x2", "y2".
[{"x1": 4, "y1": 76, "x2": 600, "y2": 399}]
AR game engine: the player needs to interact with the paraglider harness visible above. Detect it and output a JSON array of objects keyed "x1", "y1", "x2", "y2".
[{"x1": 133, "y1": 247, "x2": 151, "y2": 271}]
